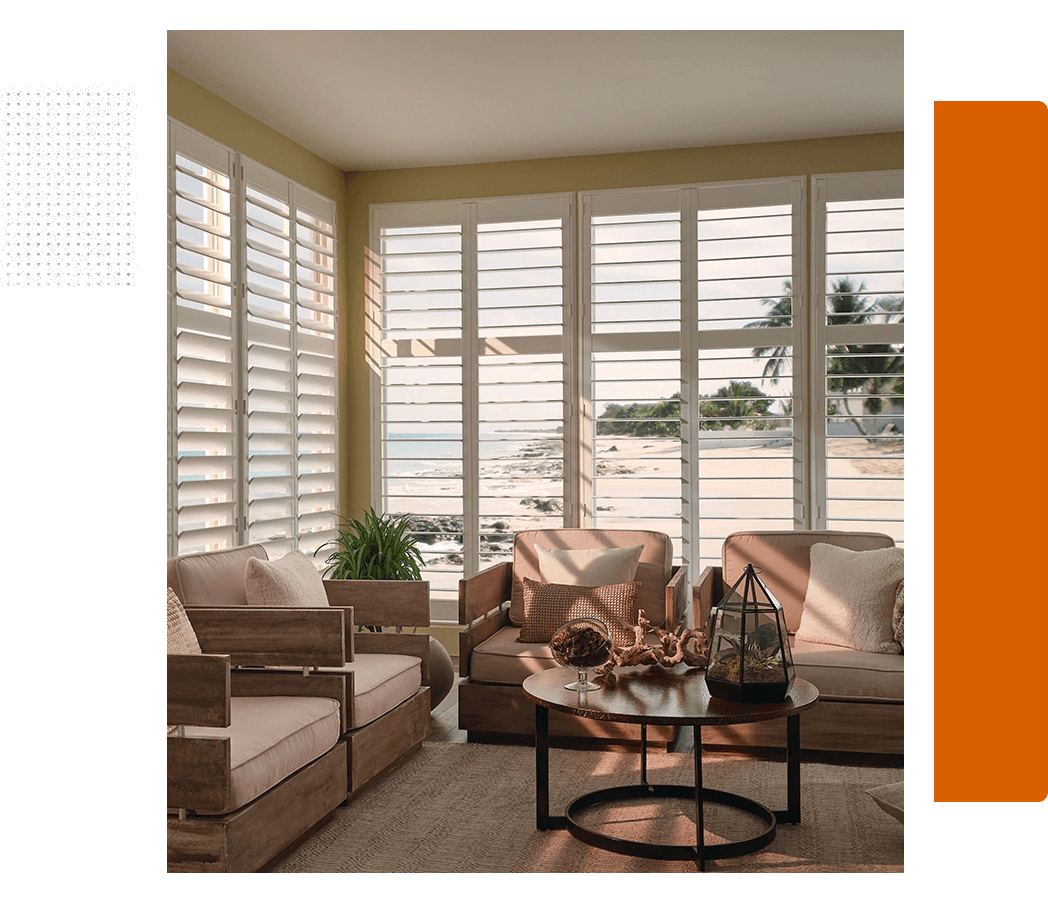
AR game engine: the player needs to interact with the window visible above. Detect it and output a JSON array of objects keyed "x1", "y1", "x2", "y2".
[
  {"x1": 168, "y1": 120, "x2": 339, "y2": 560},
  {"x1": 371, "y1": 173, "x2": 902, "y2": 623},
  {"x1": 370, "y1": 196, "x2": 573, "y2": 623}
]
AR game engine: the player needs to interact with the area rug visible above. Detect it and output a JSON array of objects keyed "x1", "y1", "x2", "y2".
[{"x1": 267, "y1": 742, "x2": 903, "y2": 873}]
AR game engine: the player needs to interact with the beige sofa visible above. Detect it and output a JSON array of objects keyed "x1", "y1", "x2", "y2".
[
  {"x1": 694, "y1": 530, "x2": 903, "y2": 758},
  {"x1": 167, "y1": 544, "x2": 431, "y2": 871},
  {"x1": 458, "y1": 529, "x2": 689, "y2": 747}
]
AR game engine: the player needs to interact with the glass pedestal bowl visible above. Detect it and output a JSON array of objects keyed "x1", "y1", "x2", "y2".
[{"x1": 549, "y1": 617, "x2": 612, "y2": 691}]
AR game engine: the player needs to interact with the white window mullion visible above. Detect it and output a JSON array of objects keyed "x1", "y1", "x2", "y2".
[
  {"x1": 462, "y1": 203, "x2": 480, "y2": 578},
  {"x1": 578, "y1": 194, "x2": 596, "y2": 526},
  {"x1": 679, "y1": 187, "x2": 701, "y2": 577}
]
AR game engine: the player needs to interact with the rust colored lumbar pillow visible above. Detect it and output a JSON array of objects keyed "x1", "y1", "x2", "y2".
[{"x1": 517, "y1": 576, "x2": 639, "y2": 647}]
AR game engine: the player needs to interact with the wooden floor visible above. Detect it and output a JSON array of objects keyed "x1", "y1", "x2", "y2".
[{"x1": 430, "y1": 658, "x2": 902, "y2": 768}]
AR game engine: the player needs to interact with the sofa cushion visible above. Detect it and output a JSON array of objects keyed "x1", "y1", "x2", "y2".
[
  {"x1": 510, "y1": 530, "x2": 672, "y2": 628},
  {"x1": 183, "y1": 695, "x2": 341, "y2": 814},
  {"x1": 535, "y1": 544, "x2": 644, "y2": 588},
  {"x1": 790, "y1": 637, "x2": 904, "y2": 702},
  {"x1": 796, "y1": 543, "x2": 903, "y2": 654},
  {"x1": 518, "y1": 577, "x2": 639, "y2": 646},
  {"x1": 722, "y1": 531, "x2": 895, "y2": 633},
  {"x1": 168, "y1": 544, "x2": 269, "y2": 608},
  {"x1": 318, "y1": 654, "x2": 422, "y2": 729},
  {"x1": 245, "y1": 550, "x2": 329, "y2": 608}
]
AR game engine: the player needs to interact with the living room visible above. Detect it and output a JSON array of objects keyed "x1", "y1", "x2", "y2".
[{"x1": 145, "y1": 8, "x2": 972, "y2": 892}]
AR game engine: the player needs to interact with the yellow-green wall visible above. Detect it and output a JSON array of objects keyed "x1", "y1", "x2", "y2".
[{"x1": 168, "y1": 68, "x2": 902, "y2": 528}]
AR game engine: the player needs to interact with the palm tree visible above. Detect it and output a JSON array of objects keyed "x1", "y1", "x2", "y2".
[{"x1": 746, "y1": 277, "x2": 903, "y2": 442}]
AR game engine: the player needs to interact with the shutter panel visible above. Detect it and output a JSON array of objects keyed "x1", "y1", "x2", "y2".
[
  {"x1": 815, "y1": 175, "x2": 904, "y2": 543},
  {"x1": 476, "y1": 196, "x2": 571, "y2": 572},
  {"x1": 689, "y1": 181, "x2": 804, "y2": 574},
  {"x1": 241, "y1": 162, "x2": 297, "y2": 558},
  {"x1": 169, "y1": 123, "x2": 238, "y2": 555},
  {"x1": 375, "y1": 205, "x2": 465, "y2": 620},
  {"x1": 583, "y1": 189, "x2": 683, "y2": 555}
]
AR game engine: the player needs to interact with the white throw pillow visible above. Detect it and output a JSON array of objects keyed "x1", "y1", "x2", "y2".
[
  {"x1": 245, "y1": 550, "x2": 330, "y2": 608},
  {"x1": 795, "y1": 543, "x2": 903, "y2": 654},
  {"x1": 536, "y1": 544, "x2": 644, "y2": 588}
]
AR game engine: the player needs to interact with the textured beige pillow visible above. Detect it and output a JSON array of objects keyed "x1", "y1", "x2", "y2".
[
  {"x1": 518, "y1": 576, "x2": 639, "y2": 646},
  {"x1": 536, "y1": 544, "x2": 643, "y2": 587},
  {"x1": 796, "y1": 543, "x2": 903, "y2": 653},
  {"x1": 167, "y1": 587, "x2": 202, "y2": 655},
  {"x1": 245, "y1": 550, "x2": 329, "y2": 607},
  {"x1": 892, "y1": 580, "x2": 904, "y2": 649}
]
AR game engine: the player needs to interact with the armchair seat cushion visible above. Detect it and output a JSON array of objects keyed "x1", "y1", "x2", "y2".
[
  {"x1": 790, "y1": 638, "x2": 904, "y2": 702},
  {"x1": 318, "y1": 654, "x2": 422, "y2": 729},
  {"x1": 184, "y1": 696, "x2": 341, "y2": 814}
]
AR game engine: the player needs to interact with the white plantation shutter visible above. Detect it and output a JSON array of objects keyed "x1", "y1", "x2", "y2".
[
  {"x1": 812, "y1": 172, "x2": 903, "y2": 544},
  {"x1": 687, "y1": 179, "x2": 806, "y2": 575},
  {"x1": 169, "y1": 123, "x2": 239, "y2": 555},
  {"x1": 373, "y1": 202, "x2": 466, "y2": 620},
  {"x1": 167, "y1": 122, "x2": 338, "y2": 559},
  {"x1": 581, "y1": 188, "x2": 683, "y2": 561}
]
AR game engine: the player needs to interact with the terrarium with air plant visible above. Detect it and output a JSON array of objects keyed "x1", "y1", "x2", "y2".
[{"x1": 705, "y1": 563, "x2": 795, "y2": 703}]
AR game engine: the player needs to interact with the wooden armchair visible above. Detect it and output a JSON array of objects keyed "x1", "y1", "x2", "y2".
[
  {"x1": 457, "y1": 529, "x2": 689, "y2": 747},
  {"x1": 167, "y1": 545, "x2": 433, "y2": 871},
  {"x1": 167, "y1": 599, "x2": 349, "y2": 872}
]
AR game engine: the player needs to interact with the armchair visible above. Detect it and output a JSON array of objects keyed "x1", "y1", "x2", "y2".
[
  {"x1": 167, "y1": 545, "x2": 432, "y2": 871},
  {"x1": 457, "y1": 529, "x2": 689, "y2": 747}
]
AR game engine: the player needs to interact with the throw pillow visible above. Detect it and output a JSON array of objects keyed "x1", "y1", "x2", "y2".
[
  {"x1": 167, "y1": 587, "x2": 201, "y2": 655},
  {"x1": 245, "y1": 550, "x2": 330, "y2": 608},
  {"x1": 517, "y1": 576, "x2": 639, "y2": 646},
  {"x1": 795, "y1": 543, "x2": 904, "y2": 654},
  {"x1": 535, "y1": 544, "x2": 644, "y2": 587},
  {"x1": 892, "y1": 579, "x2": 904, "y2": 650},
  {"x1": 865, "y1": 781, "x2": 904, "y2": 824}
]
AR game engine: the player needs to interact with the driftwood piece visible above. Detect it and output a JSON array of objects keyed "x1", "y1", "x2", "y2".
[{"x1": 594, "y1": 609, "x2": 708, "y2": 685}]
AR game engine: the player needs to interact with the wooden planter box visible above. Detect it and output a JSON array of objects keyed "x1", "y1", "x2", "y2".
[{"x1": 322, "y1": 579, "x2": 430, "y2": 628}]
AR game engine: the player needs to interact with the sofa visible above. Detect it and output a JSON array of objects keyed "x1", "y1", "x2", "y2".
[
  {"x1": 457, "y1": 529, "x2": 689, "y2": 747},
  {"x1": 167, "y1": 544, "x2": 432, "y2": 872},
  {"x1": 694, "y1": 530, "x2": 903, "y2": 758}
]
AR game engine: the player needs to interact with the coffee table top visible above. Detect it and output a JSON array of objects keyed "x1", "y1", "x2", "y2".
[{"x1": 522, "y1": 665, "x2": 818, "y2": 727}]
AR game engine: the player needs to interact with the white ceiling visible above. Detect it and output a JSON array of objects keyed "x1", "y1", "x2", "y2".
[{"x1": 167, "y1": 30, "x2": 903, "y2": 173}]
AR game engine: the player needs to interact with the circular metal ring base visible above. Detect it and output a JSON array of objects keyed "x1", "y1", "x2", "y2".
[{"x1": 564, "y1": 783, "x2": 777, "y2": 862}]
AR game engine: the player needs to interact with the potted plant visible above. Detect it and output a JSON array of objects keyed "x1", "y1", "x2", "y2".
[
  {"x1": 316, "y1": 507, "x2": 455, "y2": 709},
  {"x1": 315, "y1": 508, "x2": 429, "y2": 629}
]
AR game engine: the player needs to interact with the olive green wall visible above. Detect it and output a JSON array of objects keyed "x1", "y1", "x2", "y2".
[{"x1": 167, "y1": 68, "x2": 902, "y2": 524}]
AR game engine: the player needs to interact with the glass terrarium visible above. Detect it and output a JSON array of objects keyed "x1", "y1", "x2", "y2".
[
  {"x1": 549, "y1": 617, "x2": 612, "y2": 691},
  {"x1": 705, "y1": 563, "x2": 795, "y2": 703}
]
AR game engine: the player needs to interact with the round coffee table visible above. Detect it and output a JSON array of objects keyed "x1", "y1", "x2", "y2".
[{"x1": 522, "y1": 665, "x2": 819, "y2": 871}]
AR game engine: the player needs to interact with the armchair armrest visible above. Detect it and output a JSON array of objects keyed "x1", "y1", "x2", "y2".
[
  {"x1": 694, "y1": 564, "x2": 724, "y2": 636},
  {"x1": 666, "y1": 564, "x2": 689, "y2": 628},
  {"x1": 459, "y1": 560, "x2": 512, "y2": 625},
  {"x1": 185, "y1": 607, "x2": 347, "y2": 668},
  {"x1": 168, "y1": 653, "x2": 230, "y2": 728},
  {"x1": 323, "y1": 579, "x2": 430, "y2": 629}
]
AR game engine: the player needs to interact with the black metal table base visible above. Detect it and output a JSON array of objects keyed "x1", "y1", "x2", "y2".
[{"x1": 535, "y1": 708, "x2": 802, "y2": 872}]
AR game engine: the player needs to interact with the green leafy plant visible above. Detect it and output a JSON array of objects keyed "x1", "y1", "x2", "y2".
[{"x1": 315, "y1": 508, "x2": 424, "y2": 581}]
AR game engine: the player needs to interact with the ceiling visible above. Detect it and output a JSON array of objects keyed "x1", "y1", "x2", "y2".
[{"x1": 167, "y1": 30, "x2": 903, "y2": 173}]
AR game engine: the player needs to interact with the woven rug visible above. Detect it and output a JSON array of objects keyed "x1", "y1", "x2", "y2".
[{"x1": 268, "y1": 742, "x2": 903, "y2": 873}]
